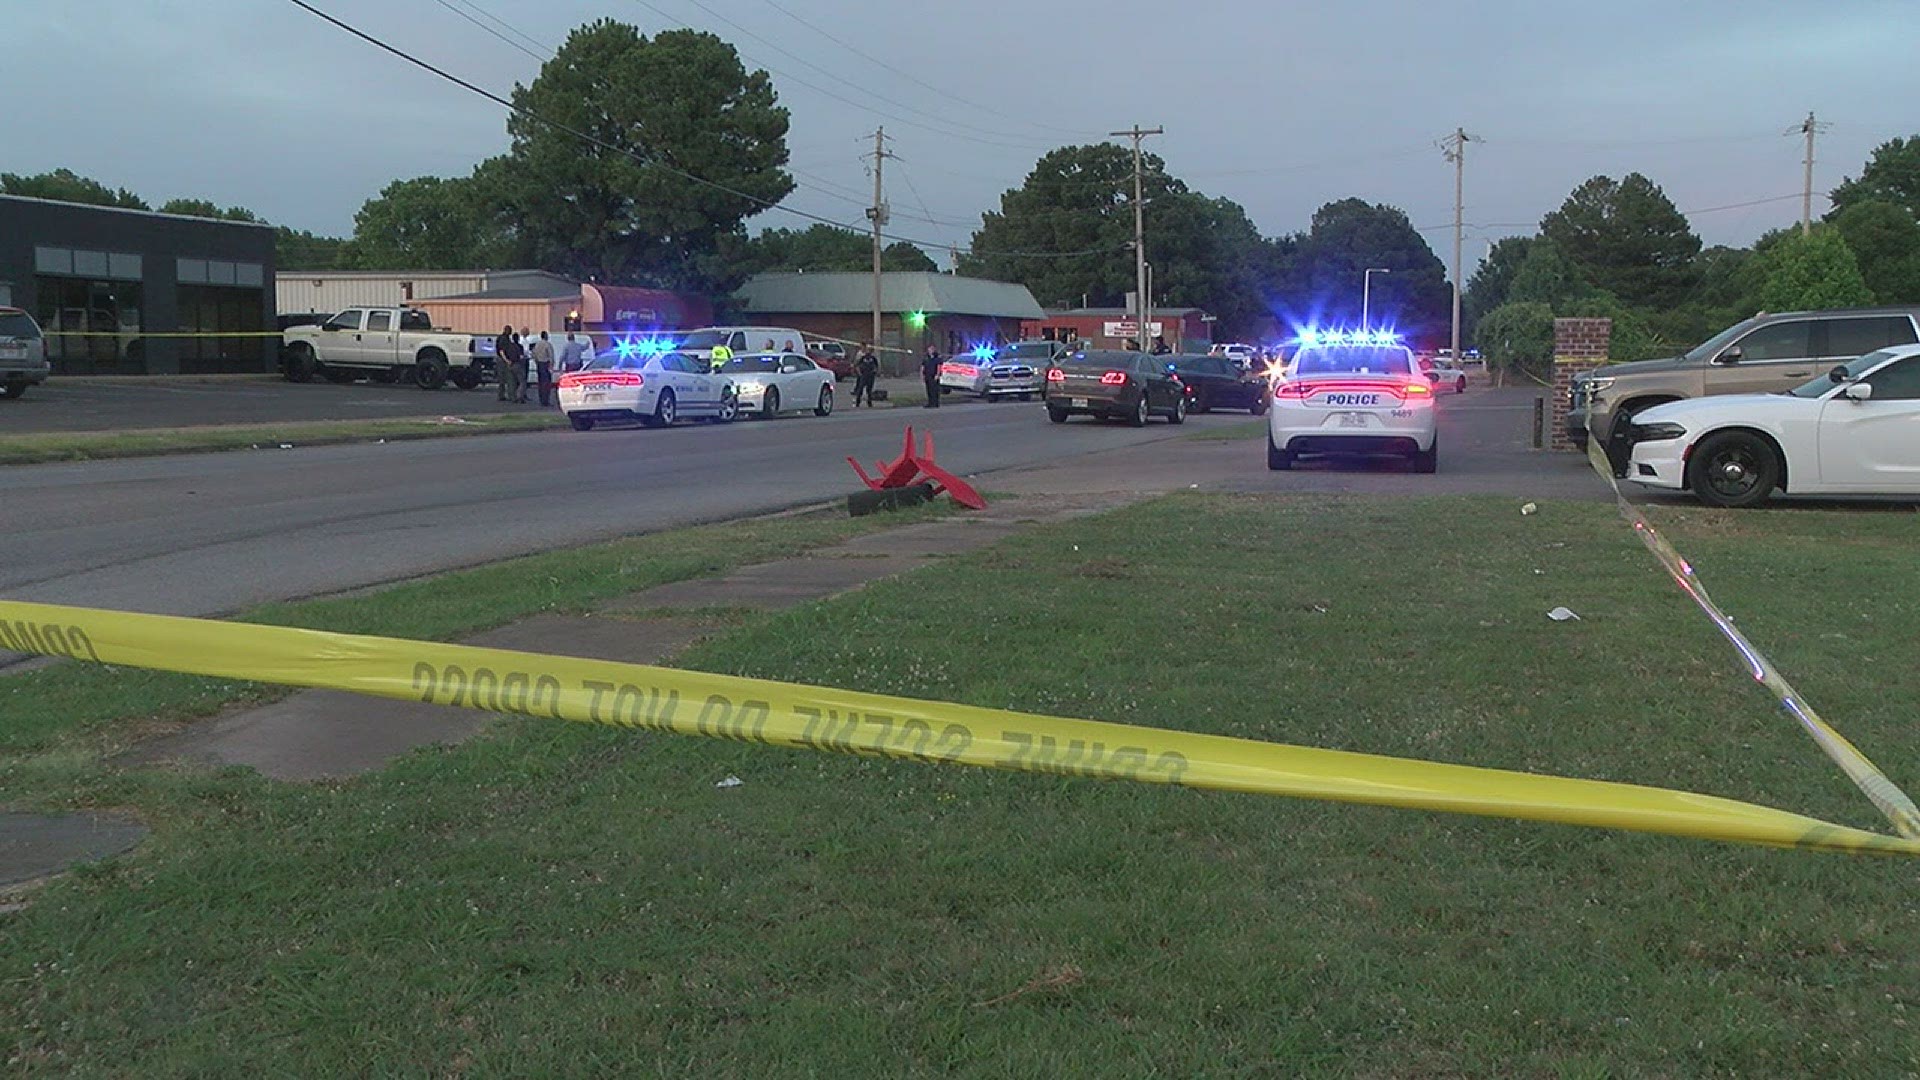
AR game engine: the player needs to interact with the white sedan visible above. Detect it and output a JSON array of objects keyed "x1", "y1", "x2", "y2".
[
  {"x1": 718, "y1": 353, "x2": 836, "y2": 418},
  {"x1": 1626, "y1": 345, "x2": 1920, "y2": 507},
  {"x1": 556, "y1": 349, "x2": 739, "y2": 430}
]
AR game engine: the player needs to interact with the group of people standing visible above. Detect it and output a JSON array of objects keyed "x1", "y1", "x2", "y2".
[{"x1": 493, "y1": 326, "x2": 590, "y2": 407}]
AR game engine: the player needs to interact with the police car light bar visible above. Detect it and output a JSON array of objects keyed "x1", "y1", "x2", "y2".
[{"x1": 1294, "y1": 327, "x2": 1402, "y2": 348}]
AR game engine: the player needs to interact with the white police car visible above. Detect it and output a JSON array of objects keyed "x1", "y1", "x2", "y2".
[
  {"x1": 556, "y1": 341, "x2": 739, "y2": 431},
  {"x1": 1267, "y1": 330, "x2": 1438, "y2": 472}
]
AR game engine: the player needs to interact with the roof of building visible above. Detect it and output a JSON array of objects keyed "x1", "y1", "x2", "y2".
[
  {"x1": 735, "y1": 272, "x2": 1045, "y2": 320},
  {"x1": 0, "y1": 193, "x2": 276, "y2": 230},
  {"x1": 1044, "y1": 306, "x2": 1211, "y2": 318},
  {"x1": 427, "y1": 283, "x2": 581, "y2": 301}
]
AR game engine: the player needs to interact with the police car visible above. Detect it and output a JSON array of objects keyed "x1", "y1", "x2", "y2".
[
  {"x1": 556, "y1": 340, "x2": 739, "y2": 430},
  {"x1": 1267, "y1": 329, "x2": 1438, "y2": 472}
]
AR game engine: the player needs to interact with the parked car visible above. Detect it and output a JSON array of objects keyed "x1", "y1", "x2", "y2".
[
  {"x1": 557, "y1": 349, "x2": 740, "y2": 430},
  {"x1": 1044, "y1": 349, "x2": 1187, "y2": 426},
  {"x1": 1626, "y1": 345, "x2": 1920, "y2": 507},
  {"x1": 1167, "y1": 354, "x2": 1269, "y2": 413},
  {"x1": 677, "y1": 326, "x2": 809, "y2": 369},
  {"x1": 1423, "y1": 357, "x2": 1468, "y2": 394},
  {"x1": 281, "y1": 307, "x2": 491, "y2": 389},
  {"x1": 939, "y1": 340, "x2": 1060, "y2": 400},
  {"x1": 1268, "y1": 335, "x2": 1437, "y2": 472},
  {"x1": 1570, "y1": 307, "x2": 1920, "y2": 471},
  {"x1": 1209, "y1": 342, "x2": 1257, "y2": 371},
  {"x1": 718, "y1": 352, "x2": 837, "y2": 418},
  {"x1": 0, "y1": 307, "x2": 50, "y2": 399},
  {"x1": 806, "y1": 339, "x2": 853, "y2": 380}
]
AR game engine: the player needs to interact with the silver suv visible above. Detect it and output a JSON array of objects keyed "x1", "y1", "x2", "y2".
[
  {"x1": 1571, "y1": 307, "x2": 1920, "y2": 470},
  {"x1": 0, "y1": 307, "x2": 50, "y2": 399}
]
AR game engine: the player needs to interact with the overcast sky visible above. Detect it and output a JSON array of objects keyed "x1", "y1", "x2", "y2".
[{"x1": 10, "y1": 0, "x2": 1917, "y2": 269}]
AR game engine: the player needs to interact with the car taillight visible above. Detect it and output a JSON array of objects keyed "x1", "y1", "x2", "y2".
[
  {"x1": 1403, "y1": 380, "x2": 1433, "y2": 398},
  {"x1": 1045, "y1": 368, "x2": 1066, "y2": 383},
  {"x1": 1273, "y1": 382, "x2": 1311, "y2": 399},
  {"x1": 559, "y1": 371, "x2": 643, "y2": 388},
  {"x1": 1099, "y1": 370, "x2": 1128, "y2": 386}
]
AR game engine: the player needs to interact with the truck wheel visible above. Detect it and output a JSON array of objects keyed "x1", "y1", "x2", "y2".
[
  {"x1": 1, "y1": 381, "x2": 26, "y2": 400},
  {"x1": 449, "y1": 365, "x2": 481, "y2": 390},
  {"x1": 283, "y1": 344, "x2": 317, "y2": 383},
  {"x1": 414, "y1": 350, "x2": 450, "y2": 390}
]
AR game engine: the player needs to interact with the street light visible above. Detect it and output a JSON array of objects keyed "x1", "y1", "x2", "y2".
[{"x1": 1362, "y1": 267, "x2": 1391, "y2": 329}]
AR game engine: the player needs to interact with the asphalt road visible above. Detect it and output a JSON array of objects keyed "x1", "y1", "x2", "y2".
[{"x1": 1, "y1": 383, "x2": 1582, "y2": 624}]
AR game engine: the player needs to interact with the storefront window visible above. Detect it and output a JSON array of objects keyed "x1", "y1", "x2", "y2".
[
  {"x1": 177, "y1": 285, "x2": 266, "y2": 373},
  {"x1": 35, "y1": 277, "x2": 143, "y2": 374}
]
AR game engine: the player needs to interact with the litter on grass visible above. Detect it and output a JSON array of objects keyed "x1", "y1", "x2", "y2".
[{"x1": 1547, "y1": 606, "x2": 1581, "y2": 622}]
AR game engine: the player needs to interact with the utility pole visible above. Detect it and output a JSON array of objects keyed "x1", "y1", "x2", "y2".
[
  {"x1": 1790, "y1": 111, "x2": 1830, "y2": 236},
  {"x1": 1110, "y1": 124, "x2": 1163, "y2": 351},
  {"x1": 1362, "y1": 267, "x2": 1391, "y2": 329},
  {"x1": 1440, "y1": 128, "x2": 1476, "y2": 369},
  {"x1": 865, "y1": 127, "x2": 893, "y2": 366}
]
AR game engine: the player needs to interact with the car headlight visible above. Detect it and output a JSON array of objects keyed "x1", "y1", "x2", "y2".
[
  {"x1": 1580, "y1": 376, "x2": 1615, "y2": 393},
  {"x1": 1632, "y1": 421, "x2": 1687, "y2": 442}
]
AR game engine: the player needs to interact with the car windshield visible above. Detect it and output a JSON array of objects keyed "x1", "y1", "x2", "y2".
[
  {"x1": 1787, "y1": 348, "x2": 1901, "y2": 397},
  {"x1": 1291, "y1": 345, "x2": 1414, "y2": 376},
  {"x1": 1004, "y1": 342, "x2": 1055, "y2": 359},
  {"x1": 1681, "y1": 321, "x2": 1751, "y2": 363},
  {"x1": 0, "y1": 312, "x2": 42, "y2": 339},
  {"x1": 721, "y1": 355, "x2": 781, "y2": 373},
  {"x1": 678, "y1": 330, "x2": 727, "y2": 349}
]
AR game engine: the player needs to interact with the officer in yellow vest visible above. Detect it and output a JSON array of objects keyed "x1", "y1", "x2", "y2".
[{"x1": 709, "y1": 343, "x2": 733, "y2": 372}]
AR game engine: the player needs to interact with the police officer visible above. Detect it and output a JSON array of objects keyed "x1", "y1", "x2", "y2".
[
  {"x1": 710, "y1": 341, "x2": 734, "y2": 372},
  {"x1": 853, "y1": 343, "x2": 879, "y2": 407},
  {"x1": 920, "y1": 345, "x2": 942, "y2": 408}
]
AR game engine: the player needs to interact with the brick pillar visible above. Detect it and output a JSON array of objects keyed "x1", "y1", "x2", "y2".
[{"x1": 1549, "y1": 317, "x2": 1611, "y2": 451}]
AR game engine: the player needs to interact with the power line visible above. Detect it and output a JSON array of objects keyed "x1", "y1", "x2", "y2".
[
  {"x1": 629, "y1": 0, "x2": 1058, "y2": 151},
  {"x1": 282, "y1": 0, "x2": 1110, "y2": 259},
  {"x1": 444, "y1": 0, "x2": 552, "y2": 54},
  {"x1": 429, "y1": 0, "x2": 545, "y2": 61},
  {"x1": 753, "y1": 0, "x2": 1096, "y2": 140}
]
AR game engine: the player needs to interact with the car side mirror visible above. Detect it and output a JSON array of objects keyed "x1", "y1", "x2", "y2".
[
  {"x1": 1716, "y1": 345, "x2": 1744, "y2": 364},
  {"x1": 1842, "y1": 382, "x2": 1875, "y2": 402},
  {"x1": 1828, "y1": 364, "x2": 1851, "y2": 383}
]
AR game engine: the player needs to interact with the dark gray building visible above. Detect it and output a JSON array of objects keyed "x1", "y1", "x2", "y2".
[{"x1": 0, "y1": 195, "x2": 277, "y2": 375}]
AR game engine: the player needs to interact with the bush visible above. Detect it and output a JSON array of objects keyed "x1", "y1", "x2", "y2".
[{"x1": 1476, "y1": 301, "x2": 1555, "y2": 381}]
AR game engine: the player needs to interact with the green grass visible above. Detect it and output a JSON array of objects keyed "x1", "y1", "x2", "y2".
[
  {"x1": 6, "y1": 494, "x2": 1920, "y2": 1074},
  {"x1": 0, "y1": 412, "x2": 570, "y2": 465}
]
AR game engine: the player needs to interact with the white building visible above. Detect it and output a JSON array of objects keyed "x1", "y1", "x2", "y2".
[{"x1": 273, "y1": 269, "x2": 575, "y2": 314}]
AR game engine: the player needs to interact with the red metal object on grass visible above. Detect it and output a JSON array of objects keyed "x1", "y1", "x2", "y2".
[{"x1": 847, "y1": 426, "x2": 987, "y2": 510}]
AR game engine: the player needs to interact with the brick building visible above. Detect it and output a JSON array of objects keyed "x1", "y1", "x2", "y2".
[{"x1": 731, "y1": 272, "x2": 1045, "y2": 372}]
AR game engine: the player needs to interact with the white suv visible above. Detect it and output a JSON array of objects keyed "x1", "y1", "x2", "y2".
[
  {"x1": 1267, "y1": 333, "x2": 1437, "y2": 472},
  {"x1": 0, "y1": 307, "x2": 50, "y2": 399}
]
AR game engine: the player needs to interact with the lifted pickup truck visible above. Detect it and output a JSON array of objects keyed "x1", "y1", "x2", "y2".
[{"x1": 280, "y1": 307, "x2": 491, "y2": 390}]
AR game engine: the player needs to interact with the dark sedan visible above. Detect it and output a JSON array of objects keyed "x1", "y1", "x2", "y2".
[
  {"x1": 1167, "y1": 354, "x2": 1270, "y2": 414},
  {"x1": 1044, "y1": 350, "x2": 1187, "y2": 426}
]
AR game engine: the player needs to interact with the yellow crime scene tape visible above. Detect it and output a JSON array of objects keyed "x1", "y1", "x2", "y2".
[
  {"x1": 2, "y1": 597, "x2": 1916, "y2": 856},
  {"x1": 1586, "y1": 438, "x2": 1920, "y2": 839}
]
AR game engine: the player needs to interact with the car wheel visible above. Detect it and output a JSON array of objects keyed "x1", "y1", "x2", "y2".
[
  {"x1": 1412, "y1": 440, "x2": 1438, "y2": 474},
  {"x1": 1167, "y1": 393, "x2": 1186, "y2": 425},
  {"x1": 1, "y1": 382, "x2": 25, "y2": 400},
  {"x1": 414, "y1": 351, "x2": 450, "y2": 390},
  {"x1": 1688, "y1": 430, "x2": 1779, "y2": 508},
  {"x1": 1047, "y1": 405, "x2": 1069, "y2": 424},
  {"x1": 450, "y1": 366, "x2": 481, "y2": 390},
  {"x1": 1128, "y1": 394, "x2": 1149, "y2": 428},
  {"x1": 815, "y1": 385, "x2": 833, "y2": 416},
  {"x1": 569, "y1": 414, "x2": 595, "y2": 431},
  {"x1": 283, "y1": 345, "x2": 317, "y2": 383},
  {"x1": 762, "y1": 386, "x2": 780, "y2": 418},
  {"x1": 1250, "y1": 396, "x2": 1269, "y2": 416},
  {"x1": 1455, "y1": 377, "x2": 1466, "y2": 394},
  {"x1": 1267, "y1": 435, "x2": 1293, "y2": 471},
  {"x1": 654, "y1": 388, "x2": 678, "y2": 427},
  {"x1": 715, "y1": 389, "x2": 739, "y2": 423}
]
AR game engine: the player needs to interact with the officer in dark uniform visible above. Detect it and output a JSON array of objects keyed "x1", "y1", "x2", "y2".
[
  {"x1": 853, "y1": 344, "x2": 879, "y2": 407},
  {"x1": 920, "y1": 345, "x2": 942, "y2": 408}
]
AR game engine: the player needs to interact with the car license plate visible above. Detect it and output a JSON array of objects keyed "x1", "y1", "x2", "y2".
[
  {"x1": 1070, "y1": 398, "x2": 1087, "y2": 408},
  {"x1": 0, "y1": 345, "x2": 24, "y2": 359},
  {"x1": 584, "y1": 392, "x2": 606, "y2": 402},
  {"x1": 1339, "y1": 412, "x2": 1369, "y2": 428}
]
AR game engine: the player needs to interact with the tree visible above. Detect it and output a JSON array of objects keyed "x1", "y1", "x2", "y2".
[
  {"x1": 744, "y1": 224, "x2": 934, "y2": 273},
  {"x1": 157, "y1": 198, "x2": 262, "y2": 222},
  {"x1": 1505, "y1": 239, "x2": 1600, "y2": 308},
  {"x1": 1829, "y1": 199, "x2": 1920, "y2": 304},
  {"x1": 1475, "y1": 301, "x2": 1555, "y2": 381},
  {"x1": 1291, "y1": 199, "x2": 1451, "y2": 343},
  {"x1": 1830, "y1": 136, "x2": 1920, "y2": 222},
  {"x1": 501, "y1": 20, "x2": 794, "y2": 293},
  {"x1": 1748, "y1": 227, "x2": 1874, "y2": 312},
  {"x1": 276, "y1": 228, "x2": 356, "y2": 271},
  {"x1": 1539, "y1": 173, "x2": 1701, "y2": 308},
  {"x1": 1, "y1": 168, "x2": 148, "y2": 209},
  {"x1": 1462, "y1": 236, "x2": 1534, "y2": 342},
  {"x1": 347, "y1": 174, "x2": 517, "y2": 270}
]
